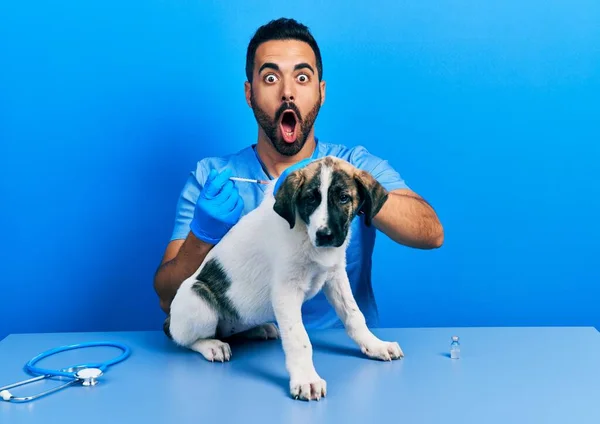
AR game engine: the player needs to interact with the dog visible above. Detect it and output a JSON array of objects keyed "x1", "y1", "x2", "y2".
[{"x1": 164, "y1": 156, "x2": 404, "y2": 401}]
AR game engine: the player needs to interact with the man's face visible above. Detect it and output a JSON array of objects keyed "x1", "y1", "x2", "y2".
[{"x1": 245, "y1": 39, "x2": 326, "y2": 156}]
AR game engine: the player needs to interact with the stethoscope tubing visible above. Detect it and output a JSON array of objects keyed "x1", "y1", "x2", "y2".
[{"x1": 25, "y1": 341, "x2": 131, "y2": 378}]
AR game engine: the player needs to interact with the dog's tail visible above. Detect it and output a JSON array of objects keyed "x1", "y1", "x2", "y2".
[{"x1": 163, "y1": 315, "x2": 173, "y2": 340}]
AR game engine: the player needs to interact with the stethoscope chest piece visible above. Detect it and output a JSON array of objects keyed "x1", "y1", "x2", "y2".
[{"x1": 75, "y1": 368, "x2": 103, "y2": 386}]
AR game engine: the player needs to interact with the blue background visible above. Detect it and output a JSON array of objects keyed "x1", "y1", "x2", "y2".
[{"x1": 1, "y1": 0, "x2": 599, "y2": 340}]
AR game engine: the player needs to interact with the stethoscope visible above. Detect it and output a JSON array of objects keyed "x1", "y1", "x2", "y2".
[{"x1": 0, "y1": 341, "x2": 131, "y2": 403}]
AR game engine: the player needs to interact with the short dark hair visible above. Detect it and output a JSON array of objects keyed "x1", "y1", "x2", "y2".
[{"x1": 246, "y1": 18, "x2": 323, "y2": 83}]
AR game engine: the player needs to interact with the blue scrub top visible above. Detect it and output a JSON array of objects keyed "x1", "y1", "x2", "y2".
[{"x1": 170, "y1": 140, "x2": 410, "y2": 330}]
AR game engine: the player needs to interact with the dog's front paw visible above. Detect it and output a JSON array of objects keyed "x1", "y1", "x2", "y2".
[
  {"x1": 360, "y1": 340, "x2": 404, "y2": 361},
  {"x1": 191, "y1": 339, "x2": 232, "y2": 362},
  {"x1": 290, "y1": 373, "x2": 327, "y2": 401}
]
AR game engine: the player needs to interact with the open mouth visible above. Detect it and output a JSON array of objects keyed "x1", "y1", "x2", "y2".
[{"x1": 279, "y1": 111, "x2": 298, "y2": 143}]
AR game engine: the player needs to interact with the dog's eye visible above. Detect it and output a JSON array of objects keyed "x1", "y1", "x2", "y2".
[
  {"x1": 339, "y1": 194, "x2": 350, "y2": 204},
  {"x1": 306, "y1": 192, "x2": 318, "y2": 204}
]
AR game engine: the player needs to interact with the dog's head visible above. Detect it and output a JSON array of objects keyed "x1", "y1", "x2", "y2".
[{"x1": 273, "y1": 156, "x2": 389, "y2": 248}]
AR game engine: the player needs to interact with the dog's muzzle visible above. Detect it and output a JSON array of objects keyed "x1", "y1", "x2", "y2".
[{"x1": 315, "y1": 227, "x2": 336, "y2": 247}]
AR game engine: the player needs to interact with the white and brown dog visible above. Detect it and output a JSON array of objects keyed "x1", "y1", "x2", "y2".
[{"x1": 164, "y1": 156, "x2": 404, "y2": 401}]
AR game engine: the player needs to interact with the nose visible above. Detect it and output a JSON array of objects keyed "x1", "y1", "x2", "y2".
[
  {"x1": 315, "y1": 227, "x2": 334, "y2": 246},
  {"x1": 281, "y1": 78, "x2": 295, "y2": 102}
]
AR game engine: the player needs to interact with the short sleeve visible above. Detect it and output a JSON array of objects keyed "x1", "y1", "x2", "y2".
[
  {"x1": 170, "y1": 162, "x2": 208, "y2": 241},
  {"x1": 349, "y1": 146, "x2": 410, "y2": 192}
]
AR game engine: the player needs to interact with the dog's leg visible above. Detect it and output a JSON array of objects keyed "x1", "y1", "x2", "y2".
[
  {"x1": 272, "y1": 283, "x2": 326, "y2": 401},
  {"x1": 168, "y1": 283, "x2": 232, "y2": 363},
  {"x1": 324, "y1": 271, "x2": 404, "y2": 361}
]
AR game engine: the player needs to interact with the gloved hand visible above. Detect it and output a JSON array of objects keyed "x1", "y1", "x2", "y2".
[
  {"x1": 190, "y1": 168, "x2": 244, "y2": 245},
  {"x1": 273, "y1": 158, "x2": 314, "y2": 194}
]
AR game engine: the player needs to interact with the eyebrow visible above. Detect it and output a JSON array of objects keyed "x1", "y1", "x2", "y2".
[
  {"x1": 258, "y1": 62, "x2": 279, "y2": 74},
  {"x1": 258, "y1": 62, "x2": 315, "y2": 75},
  {"x1": 294, "y1": 63, "x2": 315, "y2": 74}
]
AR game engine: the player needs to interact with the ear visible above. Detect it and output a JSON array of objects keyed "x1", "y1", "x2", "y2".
[
  {"x1": 244, "y1": 81, "x2": 252, "y2": 108},
  {"x1": 355, "y1": 170, "x2": 388, "y2": 226},
  {"x1": 273, "y1": 172, "x2": 305, "y2": 229}
]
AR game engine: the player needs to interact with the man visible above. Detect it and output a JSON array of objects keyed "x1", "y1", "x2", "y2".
[{"x1": 153, "y1": 18, "x2": 443, "y2": 329}]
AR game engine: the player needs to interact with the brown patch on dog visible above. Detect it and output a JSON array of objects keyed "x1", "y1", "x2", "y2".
[
  {"x1": 301, "y1": 160, "x2": 322, "y2": 181},
  {"x1": 353, "y1": 169, "x2": 388, "y2": 226},
  {"x1": 274, "y1": 166, "x2": 307, "y2": 229},
  {"x1": 328, "y1": 167, "x2": 359, "y2": 215},
  {"x1": 324, "y1": 157, "x2": 389, "y2": 226}
]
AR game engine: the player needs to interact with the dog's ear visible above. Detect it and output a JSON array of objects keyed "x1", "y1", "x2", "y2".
[
  {"x1": 354, "y1": 170, "x2": 388, "y2": 226},
  {"x1": 273, "y1": 171, "x2": 305, "y2": 229}
]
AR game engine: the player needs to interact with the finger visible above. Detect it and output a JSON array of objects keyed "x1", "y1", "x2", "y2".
[
  {"x1": 206, "y1": 169, "x2": 218, "y2": 183},
  {"x1": 224, "y1": 197, "x2": 244, "y2": 223},
  {"x1": 203, "y1": 169, "x2": 219, "y2": 197},
  {"x1": 212, "y1": 180, "x2": 234, "y2": 203},
  {"x1": 205, "y1": 171, "x2": 233, "y2": 198},
  {"x1": 211, "y1": 168, "x2": 233, "y2": 191},
  {"x1": 220, "y1": 187, "x2": 239, "y2": 212},
  {"x1": 204, "y1": 168, "x2": 232, "y2": 197},
  {"x1": 203, "y1": 169, "x2": 218, "y2": 194}
]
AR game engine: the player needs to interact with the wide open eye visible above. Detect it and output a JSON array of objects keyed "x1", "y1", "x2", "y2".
[
  {"x1": 339, "y1": 193, "x2": 350, "y2": 204},
  {"x1": 297, "y1": 73, "x2": 309, "y2": 83},
  {"x1": 264, "y1": 74, "x2": 278, "y2": 83}
]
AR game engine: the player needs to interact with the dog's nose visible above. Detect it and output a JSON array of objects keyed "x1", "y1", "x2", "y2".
[{"x1": 316, "y1": 227, "x2": 334, "y2": 245}]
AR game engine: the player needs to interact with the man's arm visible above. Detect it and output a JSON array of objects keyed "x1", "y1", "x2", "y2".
[
  {"x1": 153, "y1": 232, "x2": 213, "y2": 313},
  {"x1": 373, "y1": 188, "x2": 444, "y2": 249}
]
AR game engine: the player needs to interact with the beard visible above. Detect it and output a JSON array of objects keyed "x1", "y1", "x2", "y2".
[{"x1": 250, "y1": 91, "x2": 321, "y2": 156}]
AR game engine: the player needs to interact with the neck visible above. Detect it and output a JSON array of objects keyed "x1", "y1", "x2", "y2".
[{"x1": 255, "y1": 130, "x2": 316, "y2": 178}]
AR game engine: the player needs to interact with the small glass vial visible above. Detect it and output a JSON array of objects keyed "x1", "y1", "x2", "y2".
[{"x1": 450, "y1": 336, "x2": 460, "y2": 359}]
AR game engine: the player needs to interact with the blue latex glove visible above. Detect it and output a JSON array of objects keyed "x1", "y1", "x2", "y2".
[
  {"x1": 190, "y1": 168, "x2": 244, "y2": 244},
  {"x1": 273, "y1": 158, "x2": 314, "y2": 194}
]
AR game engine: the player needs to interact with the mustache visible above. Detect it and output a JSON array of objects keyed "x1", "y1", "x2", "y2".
[{"x1": 275, "y1": 102, "x2": 303, "y2": 123}]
